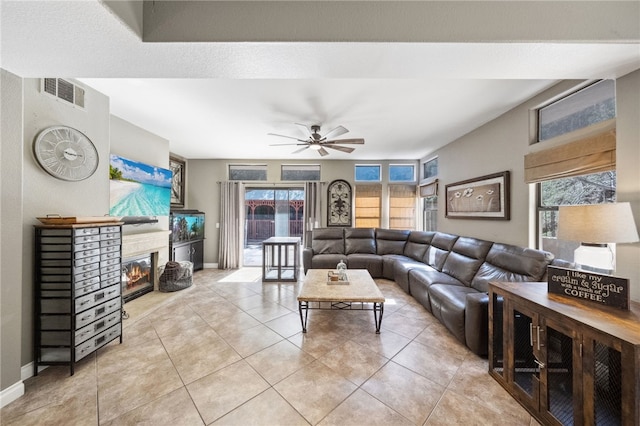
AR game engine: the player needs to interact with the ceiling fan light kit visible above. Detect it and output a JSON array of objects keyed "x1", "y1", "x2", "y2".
[{"x1": 268, "y1": 124, "x2": 365, "y2": 156}]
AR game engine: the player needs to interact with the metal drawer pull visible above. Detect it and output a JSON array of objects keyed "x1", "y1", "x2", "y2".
[
  {"x1": 81, "y1": 315, "x2": 91, "y2": 321},
  {"x1": 80, "y1": 300, "x2": 90, "y2": 306},
  {"x1": 529, "y1": 323, "x2": 533, "y2": 346}
]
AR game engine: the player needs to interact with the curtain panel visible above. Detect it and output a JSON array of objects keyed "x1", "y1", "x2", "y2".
[
  {"x1": 218, "y1": 181, "x2": 244, "y2": 269},
  {"x1": 303, "y1": 181, "x2": 322, "y2": 248}
]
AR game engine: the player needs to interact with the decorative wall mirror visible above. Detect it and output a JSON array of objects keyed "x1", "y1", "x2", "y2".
[{"x1": 327, "y1": 179, "x2": 352, "y2": 227}]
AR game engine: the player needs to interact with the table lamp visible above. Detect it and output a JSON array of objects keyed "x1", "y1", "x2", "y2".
[{"x1": 558, "y1": 202, "x2": 639, "y2": 273}]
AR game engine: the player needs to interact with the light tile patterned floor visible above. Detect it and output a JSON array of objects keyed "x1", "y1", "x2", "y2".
[{"x1": 1, "y1": 268, "x2": 541, "y2": 425}]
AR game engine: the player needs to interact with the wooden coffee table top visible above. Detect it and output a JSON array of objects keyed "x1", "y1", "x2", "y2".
[{"x1": 298, "y1": 269, "x2": 385, "y2": 303}]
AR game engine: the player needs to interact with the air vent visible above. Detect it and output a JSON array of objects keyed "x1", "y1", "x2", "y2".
[{"x1": 41, "y1": 78, "x2": 85, "y2": 109}]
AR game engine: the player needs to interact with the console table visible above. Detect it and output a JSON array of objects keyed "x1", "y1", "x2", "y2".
[
  {"x1": 489, "y1": 281, "x2": 640, "y2": 425},
  {"x1": 262, "y1": 237, "x2": 300, "y2": 282}
]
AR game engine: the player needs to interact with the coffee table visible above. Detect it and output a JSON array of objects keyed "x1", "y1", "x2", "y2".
[{"x1": 297, "y1": 269, "x2": 385, "y2": 334}]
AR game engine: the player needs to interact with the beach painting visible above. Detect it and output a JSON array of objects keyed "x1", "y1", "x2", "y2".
[{"x1": 109, "y1": 155, "x2": 172, "y2": 217}]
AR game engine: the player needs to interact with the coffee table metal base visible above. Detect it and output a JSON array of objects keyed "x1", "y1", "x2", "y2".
[{"x1": 298, "y1": 300, "x2": 384, "y2": 334}]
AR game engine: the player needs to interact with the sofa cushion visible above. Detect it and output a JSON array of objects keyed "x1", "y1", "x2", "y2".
[
  {"x1": 375, "y1": 228, "x2": 410, "y2": 255},
  {"x1": 404, "y1": 231, "x2": 434, "y2": 261},
  {"x1": 408, "y1": 268, "x2": 464, "y2": 311},
  {"x1": 422, "y1": 232, "x2": 458, "y2": 271},
  {"x1": 392, "y1": 257, "x2": 433, "y2": 294},
  {"x1": 346, "y1": 254, "x2": 383, "y2": 278},
  {"x1": 429, "y1": 284, "x2": 479, "y2": 345},
  {"x1": 470, "y1": 243, "x2": 553, "y2": 292},
  {"x1": 441, "y1": 237, "x2": 493, "y2": 286},
  {"x1": 345, "y1": 228, "x2": 376, "y2": 255},
  {"x1": 311, "y1": 228, "x2": 345, "y2": 255},
  {"x1": 381, "y1": 254, "x2": 407, "y2": 280},
  {"x1": 310, "y1": 254, "x2": 347, "y2": 270}
]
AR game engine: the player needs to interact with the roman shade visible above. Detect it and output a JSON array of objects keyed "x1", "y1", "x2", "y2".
[
  {"x1": 419, "y1": 179, "x2": 438, "y2": 197},
  {"x1": 524, "y1": 129, "x2": 615, "y2": 183}
]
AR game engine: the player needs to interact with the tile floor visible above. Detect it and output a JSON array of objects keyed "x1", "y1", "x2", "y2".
[{"x1": 1, "y1": 268, "x2": 541, "y2": 425}]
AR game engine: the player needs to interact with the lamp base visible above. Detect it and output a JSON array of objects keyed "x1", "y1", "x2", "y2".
[{"x1": 574, "y1": 243, "x2": 614, "y2": 274}]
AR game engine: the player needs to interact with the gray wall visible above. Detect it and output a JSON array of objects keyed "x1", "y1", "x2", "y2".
[{"x1": 1, "y1": 70, "x2": 25, "y2": 392}]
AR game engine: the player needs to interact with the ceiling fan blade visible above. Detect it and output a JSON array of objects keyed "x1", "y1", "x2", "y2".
[
  {"x1": 294, "y1": 123, "x2": 313, "y2": 138},
  {"x1": 323, "y1": 138, "x2": 365, "y2": 145},
  {"x1": 321, "y1": 125, "x2": 349, "y2": 141},
  {"x1": 269, "y1": 143, "x2": 308, "y2": 146},
  {"x1": 292, "y1": 145, "x2": 310, "y2": 154},
  {"x1": 267, "y1": 133, "x2": 307, "y2": 142},
  {"x1": 323, "y1": 144, "x2": 355, "y2": 153},
  {"x1": 318, "y1": 147, "x2": 329, "y2": 156}
]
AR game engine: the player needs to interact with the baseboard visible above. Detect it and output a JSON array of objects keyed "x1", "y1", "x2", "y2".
[
  {"x1": 0, "y1": 380, "x2": 24, "y2": 409},
  {"x1": 203, "y1": 263, "x2": 217, "y2": 269}
]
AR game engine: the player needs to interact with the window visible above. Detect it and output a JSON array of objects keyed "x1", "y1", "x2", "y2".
[
  {"x1": 423, "y1": 196, "x2": 437, "y2": 232},
  {"x1": 354, "y1": 184, "x2": 381, "y2": 228},
  {"x1": 355, "y1": 164, "x2": 381, "y2": 182},
  {"x1": 537, "y1": 80, "x2": 615, "y2": 142},
  {"x1": 537, "y1": 171, "x2": 616, "y2": 261},
  {"x1": 281, "y1": 164, "x2": 320, "y2": 181},
  {"x1": 389, "y1": 164, "x2": 415, "y2": 182},
  {"x1": 423, "y1": 157, "x2": 438, "y2": 180},
  {"x1": 389, "y1": 184, "x2": 416, "y2": 230},
  {"x1": 229, "y1": 164, "x2": 267, "y2": 181}
]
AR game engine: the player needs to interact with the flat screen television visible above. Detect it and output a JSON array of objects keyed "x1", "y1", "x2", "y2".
[{"x1": 170, "y1": 210, "x2": 205, "y2": 243}]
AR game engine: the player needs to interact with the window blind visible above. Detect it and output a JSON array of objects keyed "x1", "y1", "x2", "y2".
[
  {"x1": 355, "y1": 184, "x2": 381, "y2": 228},
  {"x1": 419, "y1": 179, "x2": 438, "y2": 197},
  {"x1": 524, "y1": 129, "x2": 615, "y2": 184},
  {"x1": 389, "y1": 184, "x2": 416, "y2": 230}
]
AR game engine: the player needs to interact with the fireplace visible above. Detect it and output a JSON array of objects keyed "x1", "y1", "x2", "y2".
[{"x1": 121, "y1": 253, "x2": 154, "y2": 302}]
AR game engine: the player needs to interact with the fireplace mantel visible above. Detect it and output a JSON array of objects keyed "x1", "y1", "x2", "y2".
[{"x1": 122, "y1": 230, "x2": 170, "y2": 258}]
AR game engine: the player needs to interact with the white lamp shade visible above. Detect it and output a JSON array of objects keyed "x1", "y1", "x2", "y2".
[{"x1": 558, "y1": 202, "x2": 639, "y2": 244}]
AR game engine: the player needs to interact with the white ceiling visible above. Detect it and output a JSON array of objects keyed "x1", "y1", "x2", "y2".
[{"x1": 2, "y1": 1, "x2": 639, "y2": 160}]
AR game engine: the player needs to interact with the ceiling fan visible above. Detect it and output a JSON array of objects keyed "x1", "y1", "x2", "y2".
[{"x1": 268, "y1": 124, "x2": 364, "y2": 156}]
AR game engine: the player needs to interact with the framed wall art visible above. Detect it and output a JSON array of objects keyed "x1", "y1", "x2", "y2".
[
  {"x1": 327, "y1": 179, "x2": 352, "y2": 226},
  {"x1": 169, "y1": 156, "x2": 186, "y2": 208},
  {"x1": 445, "y1": 171, "x2": 510, "y2": 220}
]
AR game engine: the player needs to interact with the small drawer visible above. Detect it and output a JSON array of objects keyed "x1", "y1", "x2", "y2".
[
  {"x1": 101, "y1": 276, "x2": 121, "y2": 288},
  {"x1": 40, "y1": 244, "x2": 72, "y2": 252},
  {"x1": 75, "y1": 283, "x2": 101, "y2": 297},
  {"x1": 41, "y1": 259, "x2": 72, "y2": 267},
  {"x1": 101, "y1": 271, "x2": 120, "y2": 281},
  {"x1": 100, "y1": 226, "x2": 121, "y2": 234},
  {"x1": 100, "y1": 245, "x2": 119, "y2": 255},
  {"x1": 100, "y1": 264, "x2": 120, "y2": 275},
  {"x1": 73, "y1": 241, "x2": 100, "y2": 252},
  {"x1": 75, "y1": 248, "x2": 101, "y2": 260},
  {"x1": 74, "y1": 227, "x2": 100, "y2": 236},
  {"x1": 74, "y1": 234, "x2": 101, "y2": 244},
  {"x1": 74, "y1": 255, "x2": 101, "y2": 268},
  {"x1": 100, "y1": 252, "x2": 119, "y2": 262},
  {"x1": 100, "y1": 232, "x2": 119, "y2": 241},
  {"x1": 41, "y1": 251, "x2": 71, "y2": 260},
  {"x1": 74, "y1": 268, "x2": 100, "y2": 282},
  {"x1": 100, "y1": 238, "x2": 121, "y2": 247},
  {"x1": 40, "y1": 229, "x2": 72, "y2": 237},
  {"x1": 40, "y1": 274, "x2": 72, "y2": 283},
  {"x1": 100, "y1": 257, "x2": 120, "y2": 267},
  {"x1": 40, "y1": 236, "x2": 71, "y2": 244},
  {"x1": 73, "y1": 261, "x2": 100, "y2": 275}
]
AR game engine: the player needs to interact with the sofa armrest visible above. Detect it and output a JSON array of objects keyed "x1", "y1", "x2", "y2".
[
  {"x1": 465, "y1": 292, "x2": 489, "y2": 356},
  {"x1": 303, "y1": 247, "x2": 314, "y2": 273}
]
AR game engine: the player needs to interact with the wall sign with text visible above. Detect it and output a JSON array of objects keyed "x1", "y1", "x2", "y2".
[{"x1": 547, "y1": 266, "x2": 629, "y2": 310}]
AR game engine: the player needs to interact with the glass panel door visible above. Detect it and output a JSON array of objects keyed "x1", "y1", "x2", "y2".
[{"x1": 243, "y1": 187, "x2": 303, "y2": 266}]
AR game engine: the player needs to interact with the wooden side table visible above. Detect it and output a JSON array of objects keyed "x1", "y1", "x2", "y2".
[{"x1": 262, "y1": 237, "x2": 300, "y2": 282}]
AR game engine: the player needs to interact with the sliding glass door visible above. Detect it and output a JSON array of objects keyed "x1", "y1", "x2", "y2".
[{"x1": 243, "y1": 187, "x2": 304, "y2": 266}]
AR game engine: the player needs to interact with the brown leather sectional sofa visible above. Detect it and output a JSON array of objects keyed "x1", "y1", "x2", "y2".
[{"x1": 302, "y1": 227, "x2": 561, "y2": 356}]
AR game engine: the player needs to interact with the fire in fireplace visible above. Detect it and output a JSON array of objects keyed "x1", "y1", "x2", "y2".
[{"x1": 121, "y1": 253, "x2": 154, "y2": 302}]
